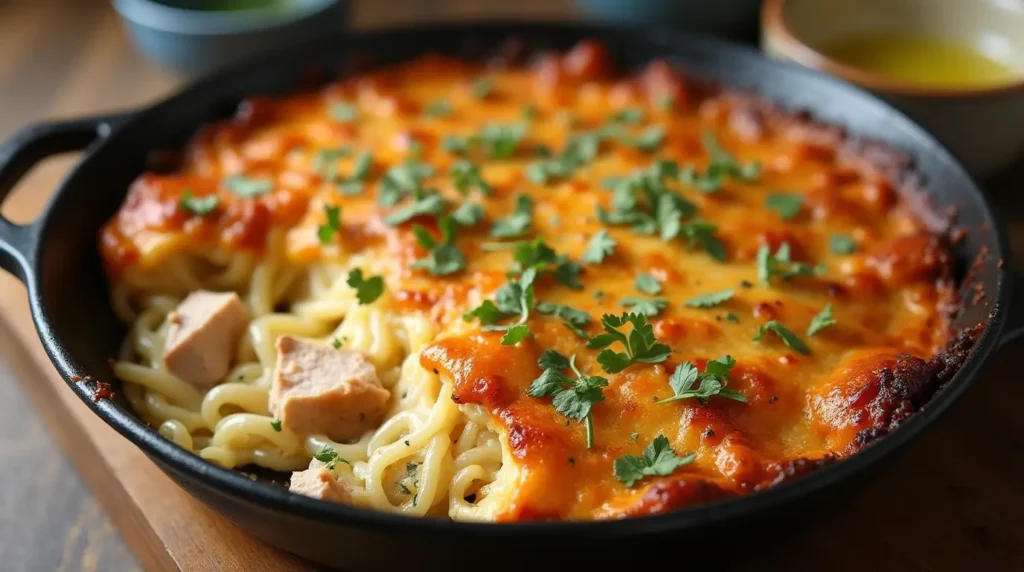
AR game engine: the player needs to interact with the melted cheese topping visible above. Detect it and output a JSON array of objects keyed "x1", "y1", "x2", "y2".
[{"x1": 100, "y1": 40, "x2": 957, "y2": 521}]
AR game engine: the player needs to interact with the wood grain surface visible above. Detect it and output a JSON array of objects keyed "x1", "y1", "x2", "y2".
[{"x1": 0, "y1": 1, "x2": 1022, "y2": 571}]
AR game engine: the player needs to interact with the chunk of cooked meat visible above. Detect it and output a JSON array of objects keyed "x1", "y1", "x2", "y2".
[
  {"x1": 269, "y1": 336, "x2": 391, "y2": 441},
  {"x1": 162, "y1": 290, "x2": 248, "y2": 388},
  {"x1": 289, "y1": 467, "x2": 350, "y2": 503}
]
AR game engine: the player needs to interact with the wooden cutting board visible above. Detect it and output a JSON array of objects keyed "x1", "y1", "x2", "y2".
[{"x1": 2, "y1": 2, "x2": 1024, "y2": 571}]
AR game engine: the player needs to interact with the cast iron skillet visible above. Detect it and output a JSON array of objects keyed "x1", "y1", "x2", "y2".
[{"x1": 1, "y1": 22, "x2": 1022, "y2": 571}]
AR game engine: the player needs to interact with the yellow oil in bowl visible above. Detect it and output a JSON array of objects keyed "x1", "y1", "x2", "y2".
[{"x1": 819, "y1": 33, "x2": 1020, "y2": 89}]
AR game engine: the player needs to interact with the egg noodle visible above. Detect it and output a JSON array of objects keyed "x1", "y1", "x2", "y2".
[{"x1": 110, "y1": 230, "x2": 507, "y2": 520}]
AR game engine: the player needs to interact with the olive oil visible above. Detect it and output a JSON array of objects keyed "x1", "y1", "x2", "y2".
[{"x1": 819, "y1": 33, "x2": 1020, "y2": 89}]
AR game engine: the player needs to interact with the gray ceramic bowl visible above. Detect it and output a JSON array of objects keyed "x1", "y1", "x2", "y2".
[
  {"x1": 112, "y1": 0, "x2": 349, "y2": 76},
  {"x1": 574, "y1": 0, "x2": 763, "y2": 42}
]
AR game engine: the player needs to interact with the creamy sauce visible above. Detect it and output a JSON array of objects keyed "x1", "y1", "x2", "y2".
[{"x1": 819, "y1": 33, "x2": 1020, "y2": 89}]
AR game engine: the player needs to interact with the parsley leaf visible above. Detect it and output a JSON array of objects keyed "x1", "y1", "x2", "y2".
[
  {"x1": 679, "y1": 132, "x2": 760, "y2": 193},
  {"x1": 536, "y1": 302, "x2": 591, "y2": 328},
  {"x1": 807, "y1": 303, "x2": 835, "y2": 336},
  {"x1": 626, "y1": 125, "x2": 665, "y2": 152},
  {"x1": 346, "y1": 268, "x2": 385, "y2": 305},
  {"x1": 464, "y1": 268, "x2": 537, "y2": 344},
  {"x1": 478, "y1": 122, "x2": 526, "y2": 159},
  {"x1": 470, "y1": 77, "x2": 493, "y2": 99},
  {"x1": 180, "y1": 190, "x2": 219, "y2": 216},
  {"x1": 766, "y1": 193, "x2": 803, "y2": 220},
  {"x1": 317, "y1": 204, "x2": 342, "y2": 244},
  {"x1": 442, "y1": 135, "x2": 470, "y2": 155},
  {"x1": 410, "y1": 217, "x2": 466, "y2": 276},
  {"x1": 383, "y1": 190, "x2": 445, "y2": 226},
  {"x1": 684, "y1": 289, "x2": 735, "y2": 308},
  {"x1": 377, "y1": 160, "x2": 435, "y2": 206},
  {"x1": 756, "y1": 243, "x2": 826, "y2": 284},
  {"x1": 528, "y1": 353, "x2": 609, "y2": 449},
  {"x1": 313, "y1": 445, "x2": 350, "y2": 470},
  {"x1": 424, "y1": 99, "x2": 453, "y2": 118},
  {"x1": 586, "y1": 313, "x2": 671, "y2": 373},
  {"x1": 490, "y1": 194, "x2": 534, "y2": 238},
  {"x1": 451, "y1": 201, "x2": 484, "y2": 226},
  {"x1": 830, "y1": 234, "x2": 857, "y2": 254},
  {"x1": 450, "y1": 159, "x2": 493, "y2": 195},
  {"x1": 619, "y1": 297, "x2": 668, "y2": 317},
  {"x1": 659, "y1": 356, "x2": 747, "y2": 405},
  {"x1": 313, "y1": 146, "x2": 351, "y2": 175},
  {"x1": 754, "y1": 320, "x2": 811, "y2": 355},
  {"x1": 581, "y1": 230, "x2": 617, "y2": 264},
  {"x1": 270, "y1": 420, "x2": 282, "y2": 432},
  {"x1": 224, "y1": 175, "x2": 272, "y2": 197},
  {"x1": 330, "y1": 101, "x2": 358, "y2": 123},
  {"x1": 634, "y1": 273, "x2": 662, "y2": 295},
  {"x1": 613, "y1": 434, "x2": 695, "y2": 487},
  {"x1": 679, "y1": 220, "x2": 727, "y2": 261},
  {"x1": 611, "y1": 107, "x2": 644, "y2": 124}
]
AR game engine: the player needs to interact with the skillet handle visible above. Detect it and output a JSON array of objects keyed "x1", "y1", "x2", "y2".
[{"x1": 0, "y1": 112, "x2": 129, "y2": 283}]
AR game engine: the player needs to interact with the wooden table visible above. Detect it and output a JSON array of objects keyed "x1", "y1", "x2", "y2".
[{"x1": 0, "y1": 1, "x2": 1022, "y2": 571}]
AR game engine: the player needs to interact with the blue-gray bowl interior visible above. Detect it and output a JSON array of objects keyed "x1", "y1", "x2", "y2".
[
  {"x1": 574, "y1": 0, "x2": 763, "y2": 40},
  {"x1": 112, "y1": 0, "x2": 349, "y2": 75}
]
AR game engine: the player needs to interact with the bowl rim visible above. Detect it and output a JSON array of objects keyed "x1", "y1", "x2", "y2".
[
  {"x1": 111, "y1": 0, "x2": 343, "y2": 35},
  {"x1": 761, "y1": 0, "x2": 1024, "y2": 98}
]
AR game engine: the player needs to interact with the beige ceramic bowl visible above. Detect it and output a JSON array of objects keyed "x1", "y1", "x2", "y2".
[{"x1": 762, "y1": 0, "x2": 1024, "y2": 176}]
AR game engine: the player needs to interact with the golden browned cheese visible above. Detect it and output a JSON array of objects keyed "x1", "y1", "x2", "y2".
[{"x1": 99, "y1": 40, "x2": 962, "y2": 521}]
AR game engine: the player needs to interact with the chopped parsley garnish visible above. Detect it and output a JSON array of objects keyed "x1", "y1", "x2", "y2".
[
  {"x1": 684, "y1": 288, "x2": 735, "y2": 308},
  {"x1": 329, "y1": 101, "x2": 358, "y2": 123},
  {"x1": 613, "y1": 434, "x2": 695, "y2": 487},
  {"x1": 678, "y1": 220, "x2": 727, "y2": 261},
  {"x1": 317, "y1": 204, "x2": 341, "y2": 244},
  {"x1": 524, "y1": 130, "x2": 602, "y2": 184},
  {"x1": 725, "y1": 312, "x2": 740, "y2": 323},
  {"x1": 411, "y1": 217, "x2": 466, "y2": 276},
  {"x1": 679, "y1": 132, "x2": 760, "y2": 193},
  {"x1": 586, "y1": 313, "x2": 672, "y2": 373},
  {"x1": 598, "y1": 162, "x2": 723, "y2": 260},
  {"x1": 830, "y1": 234, "x2": 857, "y2": 254},
  {"x1": 346, "y1": 268, "x2": 385, "y2": 305},
  {"x1": 377, "y1": 160, "x2": 436, "y2": 206},
  {"x1": 442, "y1": 135, "x2": 470, "y2": 155},
  {"x1": 464, "y1": 268, "x2": 537, "y2": 345},
  {"x1": 490, "y1": 194, "x2": 534, "y2": 238},
  {"x1": 313, "y1": 146, "x2": 351, "y2": 174},
  {"x1": 350, "y1": 152, "x2": 372, "y2": 180},
  {"x1": 756, "y1": 243, "x2": 826, "y2": 284},
  {"x1": 528, "y1": 351, "x2": 608, "y2": 449},
  {"x1": 383, "y1": 190, "x2": 445, "y2": 226},
  {"x1": 765, "y1": 193, "x2": 803, "y2": 220},
  {"x1": 450, "y1": 159, "x2": 492, "y2": 195},
  {"x1": 313, "y1": 445, "x2": 350, "y2": 470},
  {"x1": 611, "y1": 107, "x2": 644, "y2": 124},
  {"x1": 443, "y1": 123, "x2": 527, "y2": 159},
  {"x1": 634, "y1": 273, "x2": 662, "y2": 295},
  {"x1": 270, "y1": 420, "x2": 282, "y2": 432},
  {"x1": 807, "y1": 303, "x2": 836, "y2": 336},
  {"x1": 331, "y1": 338, "x2": 342, "y2": 349},
  {"x1": 581, "y1": 230, "x2": 617, "y2": 264},
  {"x1": 754, "y1": 320, "x2": 811, "y2": 355},
  {"x1": 451, "y1": 201, "x2": 484, "y2": 226},
  {"x1": 224, "y1": 175, "x2": 272, "y2": 197},
  {"x1": 399, "y1": 462, "x2": 420, "y2": 505},
  {"x1": 656, "y1": 94, "x2": 675, "y2": 111},
  {"x1": 424, "y1": 99, "x2": 453, "y2": 118},
  {"x1": 626, "y1": 125, "x2": 665, "y2": 152},
  {"x1": 658, "y1": 355, "x2": 747, "y2": 405},
  {"x1": 470, "y1": 77, "x2": 494, "y2": 99},
  {"x1": 508, "y1": 238, "x2": 583, "y2": 290},
  {"x1": 619, "y1": 297, "x2": 668, "y2": 317},
  {"x1": 535, "y1": 302, "x2": 591, "y2": 329},
  {"x1": 521, "y1": 103, "x2": 538, "y2": 119},
  {"x1": 180, "y1": 190, "x2": 219, "y2": 216}
]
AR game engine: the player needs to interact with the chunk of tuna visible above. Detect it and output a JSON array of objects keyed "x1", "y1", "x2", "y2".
[
  {"x1": 162, "y1": 290, "x2": 248, "y2": 388},
  {"x1": 289, "y1": 467, "x2": 350, "y2": 503},
  {"x1": 269, "y1": 336, "x2": 390, "y2": 441}
]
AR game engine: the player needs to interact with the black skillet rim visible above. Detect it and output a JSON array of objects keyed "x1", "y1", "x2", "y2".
[{"x1": 24, "y1": 21, "x2": 1013, "y2": 538}]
